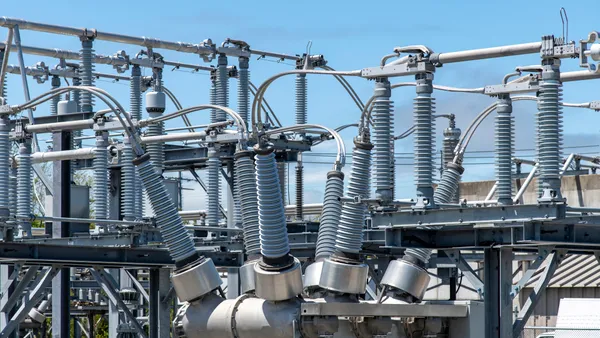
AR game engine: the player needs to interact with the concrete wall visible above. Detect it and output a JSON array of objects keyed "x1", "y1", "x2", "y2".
[{"x1": 460, "y1": 174, "x2": 600, "y2": 207}]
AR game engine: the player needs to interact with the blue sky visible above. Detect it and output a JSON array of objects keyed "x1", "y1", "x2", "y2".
[{"x1": 2, "y1": 1, "x2": 600, "y2": 209}]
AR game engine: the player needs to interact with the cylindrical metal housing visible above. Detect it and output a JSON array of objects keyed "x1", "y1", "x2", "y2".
[
  {"x1": 181, "y1": 294, "x2": 301, "y2": 338},
  {"x1": 254, "y1": 257, "x2": 303, "y2": 301},
  {"x1": 146, "y1": 90, "x2": 166, "y2": 174},
  {"x1": 319, "y1": 258, "x2": 368, "y2": 294},
  {"x1": 380, "y1": 259, "x2": 430, "y2": 301},
  {"x1": 172, "y1": 258, "x2": 222, "y2": 302}
]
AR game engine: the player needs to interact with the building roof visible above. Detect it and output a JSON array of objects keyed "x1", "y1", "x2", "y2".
[{"x1": 525, "y1": 254, "x2": 600, "y2": 288}]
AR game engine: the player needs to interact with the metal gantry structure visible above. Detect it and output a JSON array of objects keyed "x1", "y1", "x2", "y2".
[{"x1": 0, "y1": 16, "x2": 599, "y2": 338}]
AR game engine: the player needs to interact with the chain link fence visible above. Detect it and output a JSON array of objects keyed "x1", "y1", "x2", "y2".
[{"x1": 523, "y1": 326, "x2": 600, "y2": 338}]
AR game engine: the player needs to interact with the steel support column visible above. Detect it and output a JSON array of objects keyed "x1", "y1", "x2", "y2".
[
  {"x1": 499, "y1": 248, "x2": 513, "y2": 338},
  {"x1": 513, "y1": 251, "x2": 563, "y2": 337},
  {"x1": 484, "y1": 248, "x2": 500, "y2": 338},
  {"x1": 51, "y1": 127, "x2": 71, "y2": 338},
  {"x1": 149, "y1": 268, "x2": 170, "y2": 338}
]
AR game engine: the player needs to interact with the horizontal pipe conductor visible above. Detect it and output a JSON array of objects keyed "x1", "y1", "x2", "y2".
[
  {"x1": 3, "y1": 64, "x2": 131, "y2": 81},
  {"x1": 0, "y1": 17, "x2": 214, "y2": 56},
  {"x1": 31, "y1": 148, "x2": 95, "y2": 163},
  {"x1": 249, "y1": 48, "x2": 300, "y2": 61},
  {"x1": 560, "y1": 70, "x2": 600, "y2": 82},
  {"x1": 24, "y1": 119, "x2": 95, "y2": 133},
  {"x1": 0, "y1": 42, "x2": 208, "y2": 71},
  {"x1": 140, "y1": 131, "x2": 207, "y2": 144},
  {"x1": 436, "y1": 42, "x2": 542, "y2": 64}
]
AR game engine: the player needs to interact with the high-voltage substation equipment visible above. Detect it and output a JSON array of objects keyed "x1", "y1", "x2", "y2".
[{"x1": 0, "y1": 15, "x2": 600, "y2": 338}]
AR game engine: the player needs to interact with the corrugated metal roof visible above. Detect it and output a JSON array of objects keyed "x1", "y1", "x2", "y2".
[{"x1": 524, "y1": 254, "x2": 600, "y2": 288}]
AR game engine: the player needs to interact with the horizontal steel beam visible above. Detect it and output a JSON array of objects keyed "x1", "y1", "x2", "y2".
[
  {"x1": 0, "y1": 242, "x2": 241, "y2": 267},
  {"x1": 300, "y1": 302, "x2": 469, "y2": 317}
]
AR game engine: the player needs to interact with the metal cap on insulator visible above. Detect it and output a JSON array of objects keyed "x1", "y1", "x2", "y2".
[
  {"x1": 354, "y1": 139, "x2": 374, "y2": 151},
  {"x1": 253, "y1": 143, "x2": 274, "y2": 155},
  {"x1": 446, "y1": 162, "x2": 465, "y2": 175},
  {"x1": 57, "y1": 100, "x2": 77, "y2": 115},
  {"x1": 145, "y1": 91, "x2": 166, "y2": 113},
  {"x1": 234, "y1": 150, "x2": 253, "y2": 160},
  {"x1": 132, "y1": 152, "x2": 151, "y2": 166},
  {"x1": 443, "y1": 127, "x2": 461, "y2": 140},
  {"x1": 326, "y1": 170, "x2": 344, "y2": 180}
]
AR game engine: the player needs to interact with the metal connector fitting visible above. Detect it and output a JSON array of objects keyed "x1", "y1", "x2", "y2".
[
  {"x1": 303, "y1": 260, "x2": 324, "y2": 292},
  {"x1": 171, "y1": 258, "x2": 223, "y2": 302},
  {"x1": 239, "y1": 260, "x2": 257, "y2": 294},
  {"x1": 254, "y1": 257, "x2": 303, "y2": 301}
]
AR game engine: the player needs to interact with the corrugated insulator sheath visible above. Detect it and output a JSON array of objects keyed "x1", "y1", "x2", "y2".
[
  {"x1": 442, "y1": 126, "x2": 461, "y2": 203},
  {"x1": 295, "y1": 74, "x2": 307, "y2": 219},
  {"x1": 206, "y1": 149, "x2": 220, "y2": 226},
  {"x1": 238, "y1": 57, "x2": 250, "y2": 125},
  {"x1": 537, "y1": 62, "x2": 563, "y2": 197},
  {"x1": 0, "y1": 117, "x2": 9, "y2": 212},
  {"x1": 234, "y1": 152, "x2": 260, "y2": 256},
  {"x1": 136, "y1": 157, "x2": 197, "y2": 263},
  {"x1": 372, "y1": 78, "x2": 393, "y2": 202},
  {"x1": 255, "y1": 149, "x2": 289, "y2": 259},
  {"x1": 315, "y1": 171, "x2": 344, "y2": 259},
  {"x1": 121, "y1": 137, "x2": 136, "y2": 221},
  {"x1": 79, "y1": 38, "x2": 95, "y2": 113},
  {"x1": 130, "y1": 66, "x2": 143, "y2": 219},
  {"x1": 413, "y1": 75, "x2": 435, "y2": 199},
  {"x1": 216, "y1": 54, "x2": 228, "y2": 122},
  {"x1": 50, "y1": 76, "x2": 60, "y2": 116},
  {"x1": 17, "y1": 140, "x2": 32, "y2": 237},
  {"x1": 335, "y1": 142, "x2": 371, "y2": 254},
  {"x1": 495, "y1": 97, "x2": 513, "y2": 205},
  {"x1": 93, "y1": 133, "x2": 109, "y2": 220}
]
